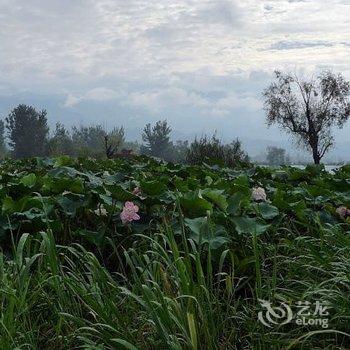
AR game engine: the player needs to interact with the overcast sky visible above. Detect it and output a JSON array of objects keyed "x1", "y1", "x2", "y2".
[{"x1": 0, "y1": 0, "x2": 350, "y2": 143}]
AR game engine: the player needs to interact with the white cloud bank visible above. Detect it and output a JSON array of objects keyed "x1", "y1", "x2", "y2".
[{"x1": 0, "y1": 0, "x2": 349, "y2": 141}]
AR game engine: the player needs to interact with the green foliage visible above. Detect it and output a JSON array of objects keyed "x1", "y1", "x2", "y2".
[
  {"x1": 0, "y1": 156, "x2": 347, "y2": 251},
  {"x1": 141, "y1": 120, "x2": 173, "y2": 159},
  {"x1": 108, "y1": 126, "x2": 125, "y2": 153},
  {"x1": 0, "y1": 156, "x2": 349, "y2": 349},
  {"x1": 48, "y1": 122, "x2": 74, "y2": 156},
  {"x1": 2, "y1": 110, "x2": 250, "y2": 166},
  {"x1": 186, "y1": 134, "x2": 249, "y2": 168},
  {"x1": 266, "y1": 146, "x2": 290, "y2": 166},
  {"x1": 0, "y1": 120, "x2": 7, "y2": 157},
  {"x1": 167, "y1": 139, "x2": 189, "y2": 163},
  {"x1": 5, "y1": 104, "x2": 49, "y2": 158},
  {"x1": 47, "y1": 123, "x2": 127, "y2": 158},
  {"x1": 0, "y1": 209, "x2": 349, "y2": 349},
  {"x1": 71, "y1": 124, "x2": 106, "y2": 157},
  {"x1": 263, "y1": 70, "x2": 350, "y2": 164},
  {"x1": 140, "y1": 120, "x2": 188, "y2": 162}
]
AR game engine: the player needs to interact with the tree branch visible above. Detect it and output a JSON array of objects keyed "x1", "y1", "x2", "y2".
[{"x1": 319, "y1": 141, "x2": 333, "y2": 159}]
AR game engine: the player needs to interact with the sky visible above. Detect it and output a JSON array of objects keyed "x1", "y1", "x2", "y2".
[{"x1": 0, "y1": 0, "x2": 350, "y2": 155}]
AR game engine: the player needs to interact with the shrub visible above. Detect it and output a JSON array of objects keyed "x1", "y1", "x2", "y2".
[{"x1": 186, "y1": 134, "x2": 249, "y2": 167}]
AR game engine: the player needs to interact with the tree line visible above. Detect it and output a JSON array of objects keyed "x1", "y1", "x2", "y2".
[
  {"x1": 1, "y1": 70, "x2": 349, "y2": 165},
  {"x1": 0, "y1": 105, "x2": 249, "y2": 166},
  {"x1": 1, "y1": 104, "x2": 129, "y2": 159}
]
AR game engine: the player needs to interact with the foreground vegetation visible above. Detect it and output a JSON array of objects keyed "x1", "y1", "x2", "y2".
[{"x1": 0, "y1": 156, "x2": 349, "y2": 349}]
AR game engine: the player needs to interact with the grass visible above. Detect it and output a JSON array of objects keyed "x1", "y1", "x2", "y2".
[{"x1": 0, "y1": 218, "x2": 349, "y2": 349}]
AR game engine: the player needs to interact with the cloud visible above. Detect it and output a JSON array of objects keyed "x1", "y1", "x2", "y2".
[
  {"x1": 0, "y1": 0, "x2": 349, "y2": 143},
  {"x1": 214, "y1": 94, "x2": 262, "y2": 113},
  {"x1": 64, "y1": 88, "x2": 123, "y2": 107},
  {"x1": 268, "y1": 40, "x2": 335, "y2": 50},
  {"x1": 126, "y1": 87, "x2": 210, "y2": 112},
  {"x1": 1, "y1": 0, "x2": 349, "y2": 87},
  {"x1": 195, "y1": 1, "x2": 245, "y2": 28},
  {"x1": 64, "y1": 95, "x2": 81, "y2": 108}
]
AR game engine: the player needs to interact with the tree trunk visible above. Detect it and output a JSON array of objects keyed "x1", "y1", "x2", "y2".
[
  {"x1": 312, "y1": 147, "x2": 321, "y2": 164},
  {"x1": 310, "y1": 134, "x2": 321, "y2": 164}
]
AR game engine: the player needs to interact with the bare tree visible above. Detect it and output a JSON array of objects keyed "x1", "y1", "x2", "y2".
[{"x1": 263, "y1": 71, "x2": 350, "y2": 164}]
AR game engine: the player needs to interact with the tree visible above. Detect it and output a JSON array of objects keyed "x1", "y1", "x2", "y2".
[
  {"x1": 71, "y1": 124, "x2": 106, "y2": 157},
  {"x1": 266, "y1": 146, "x2": 289, "y2": 166},
  {"x1": 0, "y1": 120, "x2": 7, "y2": 158},
  {"x1": 169, "y1": 140, "x2": 189, "y2": 163},
  {"x1": 5, "y1": 104, "x2": 49, "y2": 158},
  {"x1": 48, "y1": 123, "x2": 73, "y2": 156},
  {"x1": 263, "y1": 71, "x2": 350, "y2": 164},
  {"x1": 104, "y1": 126, "x2": 125, "y2": 158},
  {"x1": 186, "y1": 134, "x2": 249, "y2": 167},
  {"x1": 141, "y1": 120, "x2": 172, "y2": 158}
]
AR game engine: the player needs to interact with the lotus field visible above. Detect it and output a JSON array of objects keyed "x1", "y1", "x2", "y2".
[{"x1": 0, "y1": 156, "x2": 349, "y2": 349}]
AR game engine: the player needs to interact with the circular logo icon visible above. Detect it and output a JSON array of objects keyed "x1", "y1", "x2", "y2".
[{"x1": 258, "y1": 299, "x2": 293, "y2": 327}]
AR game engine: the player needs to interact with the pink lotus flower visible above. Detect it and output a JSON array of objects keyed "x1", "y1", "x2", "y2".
[
  {"x1": 252, "y1": 187, "x2": 267, "y2": 202},
  {"x1": 120, "y1": 201, "x2": 140, "y2": 224},
  {"x1": 132, "y1": 186, "x2": 141, "y2": 195},
  {"x1": 336, "y1": 206, "x2": 350, "y2": 219}
]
